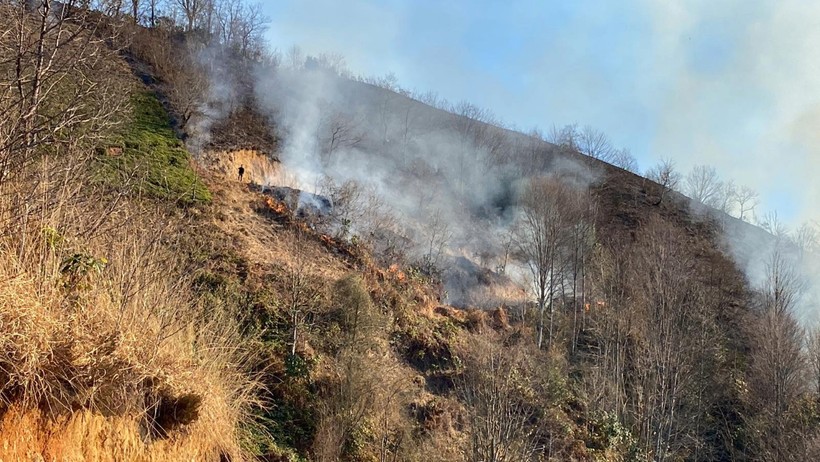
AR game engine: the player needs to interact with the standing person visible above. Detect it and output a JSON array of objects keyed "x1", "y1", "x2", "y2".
[{"x1": 238, "y1": 165, "x2": 245, "y2": 182}]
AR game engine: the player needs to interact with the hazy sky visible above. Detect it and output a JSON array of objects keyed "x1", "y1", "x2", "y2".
[{"x1": 262, "y1": 0, "x2": 820, "y2": 226}]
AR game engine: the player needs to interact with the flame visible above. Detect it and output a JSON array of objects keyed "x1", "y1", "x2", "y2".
[
  {"x1": 388, "y1": 264, "x2": 407, "y2": 282},
  {"x1": 264, "y1": 197, "x2": 289, "y2": 215}
]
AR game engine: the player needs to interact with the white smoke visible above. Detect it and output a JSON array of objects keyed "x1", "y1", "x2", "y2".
[{"x1": 246, "y1": 63, "x2": 598, "y2": 306}]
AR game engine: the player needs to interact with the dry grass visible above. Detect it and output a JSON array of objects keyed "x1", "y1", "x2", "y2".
[
  {"x1": 0, "y1": 405, "x2": 242, "y2": 462},
  {"x1": 202, "y1": 149, "x2": 292, "y2": 187},
  {"x1": 202, "y1": 161, "x2": 349, "y2": 283},
  {"x1": 0, "y1": 172, "x2": 260, "y2": 461}
]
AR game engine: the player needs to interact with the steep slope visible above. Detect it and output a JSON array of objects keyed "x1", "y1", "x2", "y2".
[
  {"x1": 2, "y1": 5, "x2": 814, "y2": 461},
  {"x1": 218, "y1": 69, "x2": 786, "y2": 459}
]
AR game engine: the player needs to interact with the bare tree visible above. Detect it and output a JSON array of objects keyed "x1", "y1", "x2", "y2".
[
  {"x1": 173, "y1": 0, "x2": 207, "y2": 31},
  {"x1": 314, "y1": 274, "x2": 387, "y2": 461},
  {"x1": 282, "y1": 235, "x2": 323, "y2": 357},
  {"x1": 317, "y1": 110, "x2": 364, "y2": 163},
  {"x1": 416, "y1": 208, "x2": 452, "y2": 277},
  {"x1": 758, "y1": 210, "x2": 789, "y2": 238},
  {"x1": 627, "y1": 218, "x2": 717, "y2": 460},
  {"x1": 515, "y1": 177, "x2": 573, "y2": 349},
  {"x1": 715, "y1": 179, "x2": 737, "y2": 215},
  {"x1": 793, "y1": 222, "x2": 818, "y2": 255},
  {"x1": 611, "y1": 148, "x2": 638, "y2": 173},
  {"x1": 807, "y1": 327, "x2": 820, "y2": 396},
  {"x1": 394, "y1": 97, "x2": 423, "y2": 165},
  {"x1": 577, "y1": 125, "x2": 615, "y2": 161},
  {"x1": 285, "y1": 44, "x2": 304, "y2": 70},
  {"x1": 214, "y1": 0, "x2": 268, "y2": 58},
  {"x1": 685, "y1": 165, "x2": 722, "y2": 207},
  {"x1": 645, "y1": 158, "x2": 681, "y2": 205},
  {"x1": 547, "y1": 123, "x2": 579, "y2": 150},
  {"x1": 457, "y1": 336, "x2": 544, "y2": 462},
  {"x1": 749, "y1": 246, "x2": 807, "y2": 461},
  {"x1": 0, "y1": 1, "x2": 129, "y2": 186},
  {"x1": 564, "y1": 190, "x2": 596, "y2": 355},
  {"x1": 449, "y1": 101, "x2": 497, "y2": 195},
  {"x1": 734, "y1": 185, "x2": 759, "y2": 221}
]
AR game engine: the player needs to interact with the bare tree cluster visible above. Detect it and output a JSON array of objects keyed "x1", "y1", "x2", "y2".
[
  {"x1": 644, "y1": 160, "x2": 763, "y2": 221},
  {"x1": 0, "y1": 1, "x2": 129, "y2": 189},
  {"x1": 92, "y1": 0, "x2": 269, "y2": 58},
  {"x1": 547, "y1": 123, "x2": 639, "y2": 172},
  {"x1": 746, "y1": 246, "x2": 815, "y2": 461},
  {"x1": 457, "y1": 336, "x2": 545, "y2": 462},
  {"x1": 514, "y1": 176, "x2": 595, "y2": 351},
  {"x1": 579, "y1": 218, "x2": 733, "y2": 460}
]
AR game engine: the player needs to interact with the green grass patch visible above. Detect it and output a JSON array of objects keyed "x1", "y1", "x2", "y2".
[{"x1": 95, "y1": 91, "x2": 210, "y2": 205}]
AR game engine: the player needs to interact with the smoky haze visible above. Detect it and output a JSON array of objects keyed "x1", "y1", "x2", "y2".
[
  {"x1": 187, "y1": 44, "x2": 820, "y2": 323},
  {"x1": 237, "y1": 62, "x2": 598, "y2": 307}
]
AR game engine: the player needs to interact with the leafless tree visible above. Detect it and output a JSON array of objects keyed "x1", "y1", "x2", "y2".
[
  {"x1": 394, "y1": 97, "x2": 423, "y2": 165},
  {"x1": 715, "y1": 179, "x2": 737, "y2": 215},
  {"x1": 645, "y1": 158, "x2": 680, "y2": 205},
  {"x1": 734, "y1": 185, "x2": 759, "y2": 222},
  {"x1": 146, "y1": 0, "x2": 160, "y2": 26},
  {"x1": 547, "y1": 123, "x2": 579, "y2": 150},
  {"x1": 285, "y1": 44, "x2": 304, "y2": 70},
  {"x1": 611, "y1": 148, "x2": 638, "y2": 173},
  {"x1": 627, "y1": 218, "x2": 718, "y2": 460},
  {"x1": 214, "y1": 0, "x2": 267, "y2": 58},
  {"x1": 807, "y1": 327, "x2": 820, "y2": 396},
  {"x1": 417, "y1": 208, "x2": 452, "y2": 277},
  {"x1": 314, "y1": 274, "x2": 387, "y2": 461},
  {"x1": 758, "y1": 210, "x2": 789, "y2": 238},
  {"x1": 564, "y1": 190, "x2": 596, "y2": 355},
  {"x1": 317, "y1": 109, "x2": 364, "y2": 163},
  {"x1": 173, "y1": 0, "x2": 207, "y2": 31},
  {"x1": 0, "y1": 1, "x2": 129, "y2": 186},
  {"x1": 749, "y1": 246, "x2": 807, "y2": 461},
  {"x1": 282, "y1": 236, "x2": 323, "y2": 357},
  {"x1": 450, "y1": 101, "x2": 496, "y2": 195},
  {"x1": 515, "y1": 177, "x2": 573, "y2": 349},
  {"x1": 793, "y1": 222, "x2": 818, "y2": 255},
  {"x1": 577, "y1": 125, "x2": 615, "y2": 162},
  {"x1": 305, "y1": 52, "x2": 349, "y2": 76},
  {"x1": 685, "y1": 165, "x2": 722, "y2": 207},
  {"x1": 457, "y1": 336, "x2": 544, "y2": 462}
]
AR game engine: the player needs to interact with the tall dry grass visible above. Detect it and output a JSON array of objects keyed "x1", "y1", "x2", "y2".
[{"x1": 0, "y1": 157, "x2": 261, "y2": 461}]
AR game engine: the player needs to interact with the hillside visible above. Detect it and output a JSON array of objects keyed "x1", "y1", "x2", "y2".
[{"x1": 1, "y1": 3, "x2": 819, "y2": 462}]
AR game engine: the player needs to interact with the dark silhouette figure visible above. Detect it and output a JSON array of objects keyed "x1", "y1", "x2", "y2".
[{"x1": 238, "y1": 165, "x2": 245, "y2": 181}]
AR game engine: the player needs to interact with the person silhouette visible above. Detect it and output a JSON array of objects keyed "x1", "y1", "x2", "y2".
[{"x1": 238, "y1": 165, "x2": 245, "y2": 181}]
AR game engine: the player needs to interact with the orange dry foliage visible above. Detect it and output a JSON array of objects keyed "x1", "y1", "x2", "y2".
[
  {"x1": 0, "y1": 406, "x2": 234, "y2": 462},
  {"x1": 388, "y1": 263, "x2": 407, "y2": 282},
  {"x1": 320, "y1": 234, "x2": 335, "y2": 247}
]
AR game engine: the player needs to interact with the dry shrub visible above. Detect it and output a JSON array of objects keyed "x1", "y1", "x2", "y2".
[
  {"x1": 0, "y1": 176, "x2": 259, "y2": 460},
  {"x1": 464, "y1": 309, "x2": 489, "y2": 333}
]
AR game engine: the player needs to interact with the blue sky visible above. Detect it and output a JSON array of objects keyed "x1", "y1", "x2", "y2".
[{"x1": 261, "y1": 0, "x2": 820, "y2": 226}]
